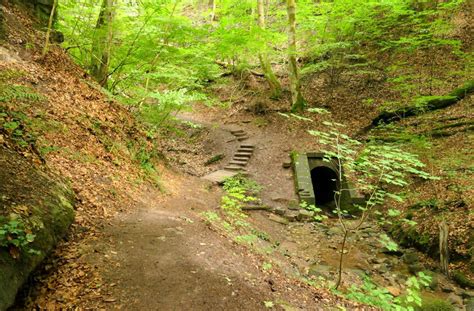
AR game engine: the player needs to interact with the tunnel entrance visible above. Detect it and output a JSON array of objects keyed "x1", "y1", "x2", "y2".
[{"x1": 310, "y1": 166, "x2": 339, "y2": 206}]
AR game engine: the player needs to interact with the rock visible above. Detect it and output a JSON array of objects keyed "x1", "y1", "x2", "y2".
[
  {"x1": 427, "y1": 273, "x2": 440, "y2": 291},
  {"x1": 462, "y1": 290, "x2": 474, "y2": 298},
  {"x1": 268, "y1": 214, "x2": 289, "y2": 225},
  {"x1": 288, "y1": 200, "x2": 300, "y2": 210},
  {"x1": 271, "y1": 196, "x2": 289, "y2": 204},
  {"x1": 452, "y1": 270, "x2": 474, "y2": 289},
  {"x1": 327, "y1": 226, "x2": 343, "y2": 236},
  {"x1": 202, "y1": 170, "x2": 239, "y2": 184},
  {"x1": 283, "y1": 211, "x2": 299, "y2": 222},
  {"x1": 282, "y1": 161, "x2": 292, "y2": 169},
  {"x1": 466, "y1": 298, "x2": 474, "y2": 311},
  {"x1": 373, "y1": 264, "x2": 388, "y2": 273},
  {"x1": 0, "y1": 147, "x2": 75, "y2": 310},
  {"x1": 402, "y1": 250, "x2": 419, "y2": 265},
  {"x1": 408, "y1": 263, "x2": 424, "y2": 275},
  {"x1": 308, "y1": 264, "x2": 332, "y2": 278},
  {"x1": 386, "y1": 286, "x2": 401, "y2": 297},
  {"x1": 272, "y1": 207, "x2": 286, "y2": 216},
  {"x1": 370, "y1": 257, "x2": 387, "y2": 265},
  {"x1": 348, "y1": 269, "x2": 366, "y2": 278},
  {"x1": 380, "y1": 247, "x2": 403, "y2": 256},
  {"x1": 447, "y1": 293, "x2": 463, "y2": 307},
  {"x1": 296, "y1": 210, "x2": 314, "y2": 222},
  {"x1": 441, "y1": 283, "x2": 455, "y2": 293}
]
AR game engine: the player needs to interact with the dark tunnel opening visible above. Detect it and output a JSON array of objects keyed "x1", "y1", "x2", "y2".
[{"x1": 310, "y1": 166, "x2": 339, "y2": 206}]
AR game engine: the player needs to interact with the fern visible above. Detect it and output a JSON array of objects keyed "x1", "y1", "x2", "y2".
[{"x1": 0, "y1": 85, "x2": 45, "y2": 103}]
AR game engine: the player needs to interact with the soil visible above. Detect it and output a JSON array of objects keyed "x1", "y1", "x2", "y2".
[{"x1": 86, "y1": 175, "x2": 357, "y2": 310}]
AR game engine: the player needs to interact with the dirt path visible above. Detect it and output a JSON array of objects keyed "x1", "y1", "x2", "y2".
[
  {"x1": 88, "y1": 175, "x2": 275, "y2": 310},
  {"x1": 86, "y1": 174, "x2": 357, "y2": 310}
]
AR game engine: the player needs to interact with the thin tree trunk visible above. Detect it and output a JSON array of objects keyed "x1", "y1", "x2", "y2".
[
  {"x1": 286, "y1": 0, "x2": 306, "y2": 112},
  {"x1": 209, "y1": 0, "x2": 216, "y2": 21},
  {"x1": 439, "y1": 220, "x2": 449, "y2": 276},
  {"x1": 335, "y1": 228, "x2": 348, "y2": 289},
  {"x1": 41, "y1": 0, "x2": 58, "y2": 57},
  {"x1": 90, "y1": 0, "x2": 115, "y2": 87},
  {"x1": 257, "y1": 0, "x2": 282, "y2": 98}
]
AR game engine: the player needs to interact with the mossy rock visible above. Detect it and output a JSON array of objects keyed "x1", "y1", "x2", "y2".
[
  {"x1": 417, "y1": 297, "x2": 455, "y2": 311},
  {"x1": 0, "y1": 8, "x2": 5, "y2": 41},
  {"x1": 389, "y1": 221, "x2": 437, "y2": 255},
  {"x1": 0, "y1": 146, "x2": 75, "y2": 310},
  {"x1": 451, "y1": 270, "x2": 474, "y2": 289}
]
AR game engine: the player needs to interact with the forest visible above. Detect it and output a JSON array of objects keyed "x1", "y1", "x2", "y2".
[{"x1": 0, "y1": 0, "x2": 473, "y2": 309}]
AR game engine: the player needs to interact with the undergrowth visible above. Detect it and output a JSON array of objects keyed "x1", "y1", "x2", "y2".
[{"x1": 202, "y1": 175, "x2": 269, "y2": 247}]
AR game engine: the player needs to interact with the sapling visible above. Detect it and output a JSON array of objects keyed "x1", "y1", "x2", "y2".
[{"x1": 309, "y1": 119, "x2": 436, "y2": 289}]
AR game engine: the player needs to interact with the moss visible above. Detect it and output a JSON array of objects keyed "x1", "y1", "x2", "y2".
[
  {"x1": 0, "y1": 10, "x2": 5, "y2": 41},
  {"x1": 389, "y1": 221, "x2": 436, "y2": 255},
  {"x1": 417, "y1": 297, "x2": 454, "y2": 311},
  {"x1": 204, "y1": 154, "x2": 224, "y2": 166},
  {"x1": 0, "y1": 146, "x2": 75, "y2": 310},
  {"x1": 451, "y1": 270, "x2": 474, "y2": 289}
]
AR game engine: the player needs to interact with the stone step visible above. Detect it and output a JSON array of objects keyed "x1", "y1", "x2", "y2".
[
  {"x1": 229, "y1": 161, "x2": 247, "y2": 167},
  {"x1": 237, "y1": 136, "x2": 249, "y2": 141},
  {"x1": 236, "y1": 153, "x2": 252, "y2": 158},
  {"x1": 237, "y1": 148, "x2": 254, "y2": 153},
  {"x1": 234, "y1": 154, "x2": 251, "y2": 159},
  {"x1": 235, "y1": 151, "x2": 252, "y2": 155},
  {"x1": 240, "y1": 144, "x2": 255, "y2": 149},
  {"x1": 231, "y1": 159, "x2": 248, "y2": 165},
  {"x1": 230, "y1": 129, "x2": 245, "y2": 135},
  {"x1": 202, "y1": 170, "x2": 239, "y2": 184},
  {"x1": 224, "y1": 165, "x2": 246, "y2": 172},
  {"x1": 233, "y1": 131, "x2": 247, "y2": 137}
]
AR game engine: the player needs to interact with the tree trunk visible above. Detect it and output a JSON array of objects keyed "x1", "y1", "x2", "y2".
[
  {"x1": 257, "y1": 0, "x2": 281, "y2": 98},
  {"x1": 90, "y1": 0, "x2": 115, "y2": 87},
  {"x1": 209, "y1": 0, "x2": 216, "y2": 21},
  {"x1": 439, "y1": 220, "x2": 449, "y2": 276},
  {"x1": 41, "y1": 0, "x2": 58, "y2": 57},
  {"x1": 286, "y1": 0, "x2": 306, "y2": 112},
  {"x1": 371, "y1": 80, "x2": 474, "y2": 126}
]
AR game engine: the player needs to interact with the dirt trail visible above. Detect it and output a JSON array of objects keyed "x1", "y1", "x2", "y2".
[{"x1": 89, "y1": 175, "x2": 274, "y2": 310}]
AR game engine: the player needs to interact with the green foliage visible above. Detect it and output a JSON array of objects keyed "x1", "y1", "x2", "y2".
[
  {"x1": 345, "y1": 272, "x2": 431, "y2": 310},
  {"x1": 202, "y1": 176, "x2": 267, "y2": 246},
  {"x1": 139, "y1": 89, "x2": 201, "y2": 129},
  {"x1": 379, "y1": 234, "x2": 399, "y2": 251},
  {"x1": 0, "y1": 107, "x2": 38, "y2": 150},
  {"x1": 417, "y1": 297, "x2": 454, "y2": 311},
  {"x1": 299, "y1": 201, "x2": 328, "y2": 222},
  {"x1": 0, "y1": 85, "x2": 44, "y2": 103},
  {"x1": 0, "y1": 216, "x2": 38, "y2": 258},
  {"x1": 220, "y1": 175, "x2": 259, "y2": 230},
  {"x1": 263, "y1": 301, "x2": 274, "y2": 308},
  {"x1": 126, "y1": 140, "x2": 161, "y2": 186}
]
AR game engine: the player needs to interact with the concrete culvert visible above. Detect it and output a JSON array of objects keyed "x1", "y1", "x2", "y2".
[{"x1": 310, "y1": 166, "x2": 339, "y2": 206}]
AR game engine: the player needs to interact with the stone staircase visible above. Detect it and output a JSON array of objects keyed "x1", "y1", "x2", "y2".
[{"x1": 202, "y1": 129, "x2": 255, "y2": 183}]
